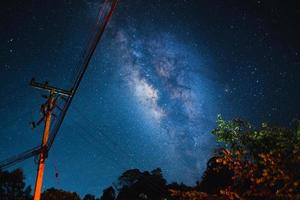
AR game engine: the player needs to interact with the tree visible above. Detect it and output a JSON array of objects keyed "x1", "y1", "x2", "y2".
[
  {"x1": 211, "y1": 115, "x2": 300, "y2": 199},
  {"x1": 197, "y1": 157, "x2": 233, "y2": 194},
  {"x1": 41, "y1": 187, "x2": 81, "y2": 200},
  {"x1": 0, "y1": 168, "x2": 32, "y2": 200},
  {"x1": 171, "y1": 115, "x2": 300, "y2": 200},
  {"x1": 100, "y1": 186, "x2": 115, "y2": 200},
  {"x1": 116, "y1": 168, "x2": 171, "y2": 200},
  {"x1": 83, "y1": 194, "x2": 97, "y2": 200}
]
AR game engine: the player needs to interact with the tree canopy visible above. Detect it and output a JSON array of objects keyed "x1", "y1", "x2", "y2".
[
  {"x1": 41, "y1": 188, "x2": 81, "y2": 200},
  {"x1": 172, "y1": 115, "x2": 300, "y2": 199}
]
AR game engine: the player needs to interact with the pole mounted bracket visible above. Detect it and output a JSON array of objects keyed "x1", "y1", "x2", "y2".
[{"x1": 40, "y1": 145, "x2": 49, "y2": 159}]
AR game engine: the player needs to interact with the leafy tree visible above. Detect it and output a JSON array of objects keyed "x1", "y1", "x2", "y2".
[
  {"x1": 100, "y1": 186, "x2": 115, "y2": 200},
  {"x1": 168, "y1": 182, "x2": 192, "y2": 193},
  {"x1": 170, "y1": 189, "x2": 221, "y2": 200},
  {"x1": 0, "y1": 168, "x2": 32, "y2": 200},
  {"x1": 41, "y1": 187, "x2": 81, "y2": 200},
  {"x1": 212, "y1": 115, "x2": 300, "y2": 199},
  {"x1": 83, "y1": 194, "x2": 97, "y2": 200},
  {"x1": 171, "y1": 115, "x2": 300, "y2": 200},
  {"x1": 196, "y1": 157, "x2": 233, "y2": 194},
  {"x1": 116, "y1": 168, "x2": 171, "y2": 200},
  {"x1": 117, "y1": 169, "x2": 142, "y2": 189}
]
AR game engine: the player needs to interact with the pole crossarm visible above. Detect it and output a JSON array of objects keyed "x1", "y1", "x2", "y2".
[
  {"x1": 0, "y1": 146, "x2": 42, "y2": 170},
  {"x1": 30, "y1": 78, "x2": 73, "y2": 97}
]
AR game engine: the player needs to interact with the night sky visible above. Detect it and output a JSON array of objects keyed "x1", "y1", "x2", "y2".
[{"x1": 0, "y1": 0, "x2": 299, "y2": 197}]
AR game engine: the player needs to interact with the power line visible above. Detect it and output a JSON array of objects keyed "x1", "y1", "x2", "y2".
[
  {"x1": 47, "y1": 0, "x2": 119, "y2": 150},
  {"x1": 0, "y1": 146, "x2": 41, "y2": 170}
]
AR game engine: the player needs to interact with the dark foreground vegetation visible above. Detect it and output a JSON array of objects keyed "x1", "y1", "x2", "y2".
[{"x1": 1, "y1": 115, "x2": 300, "y2": 200}]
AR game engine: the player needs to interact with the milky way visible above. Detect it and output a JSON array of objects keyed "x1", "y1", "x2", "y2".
[{"x1": 107, "y1": 28, "x2": 219, "y2": 183}]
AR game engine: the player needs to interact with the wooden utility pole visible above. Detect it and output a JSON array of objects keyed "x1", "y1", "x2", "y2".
[
  {"x1": 0, "y1": 2, "x2": 119, "y2": 198},
  {"x1": 30, "y1": 79, "x2": 72, "y2": 200},
  {"x1": 33, "y1": 92, "x2": 54, "y2": 200}
]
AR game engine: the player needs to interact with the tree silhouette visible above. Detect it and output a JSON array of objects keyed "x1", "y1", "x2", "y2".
[
  {"x1": 116, "y1": 168, "x2": 171, "y2": 200},
  {"x1": 0, "y1": 168, "x2": 32, "y2": 200},
  {"x1": 197, "y1": 157, "x2": 233, "y2": 194},
  {"x1": 41, "y1": 187, "x2": 81, "y2": 200},
  {"x1": 100, "y1": 186, "x2": 115, "y2": 200},
  {"x1": 83, "y1": 194, "x2": 97, "y2": 200}
]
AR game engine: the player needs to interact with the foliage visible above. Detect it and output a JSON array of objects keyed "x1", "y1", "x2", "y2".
[
  {"x1": 170, "y1": 189, "x2": 221, "y2": 200},
  {"x1": 0, "y1": 168, "x2": 32, "y2": 200},
  {"x1": 171, "y1": 115, "x2": 300, "y2": 200},
  {"x1": 211, "y1": 115, "x2": 300, "y2": 199},
  {"x1": 41, "y1": 187, "x2": 81, "y2": 200},
  {"x1": 196, "y1": 157, "x2": 233, "y2": 194},
  {"x1": 100, "y1": 186, "x2": 115, "y2": 200},
  {"x1": 116, "y1": 168, "x2": 171, "y2": 200},
  {"x1": 83, "y1": 194, "x2": 97, "y2": 200},
  {"x1": 212, "y1": 115, "x2": 298, "y2": 156}
]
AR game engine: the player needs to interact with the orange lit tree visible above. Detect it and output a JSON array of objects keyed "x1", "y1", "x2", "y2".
[{"x1": 171, "y1": 115, "x2": 300, "y2": 200}]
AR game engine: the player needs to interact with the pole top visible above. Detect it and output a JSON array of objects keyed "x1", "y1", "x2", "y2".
[{"x1": 30, "y1": 78, "x2": 72, "y2": 97}]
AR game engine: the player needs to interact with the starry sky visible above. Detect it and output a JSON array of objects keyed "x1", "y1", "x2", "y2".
[{"x1": 0, "y1": 0, "x2": 299, "y2": 197}]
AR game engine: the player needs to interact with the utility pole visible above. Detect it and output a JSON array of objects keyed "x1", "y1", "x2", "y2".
[
  {"x1": 0, "y1": 0, "x2": 119, "y2": 197},
  {"x1": 30, "y1": 79, "x2": 72, "y2": 200},
  {"x1": 33, "y1": 91, "x2": 53, "y2": 200}
]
